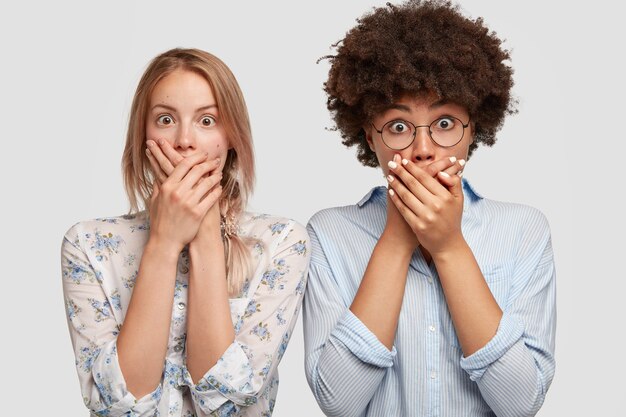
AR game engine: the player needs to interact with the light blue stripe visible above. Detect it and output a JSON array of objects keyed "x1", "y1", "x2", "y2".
[{"x1": 303, "y1": 178, "x2": 556, "y2": 417}]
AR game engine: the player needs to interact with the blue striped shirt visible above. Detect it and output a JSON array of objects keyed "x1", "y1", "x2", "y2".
[{"x1": 303, "y1": 179, "x2": 556, "y2": 417}]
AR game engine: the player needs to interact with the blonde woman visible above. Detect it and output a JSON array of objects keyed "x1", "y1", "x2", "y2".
[{"x1": 61, "y1": 48, "x2": 310, "y2": 417}]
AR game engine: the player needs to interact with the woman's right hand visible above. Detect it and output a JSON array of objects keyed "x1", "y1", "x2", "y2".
[{"x1": 144, "y1": 139, "x2": 222, "y2": 252}]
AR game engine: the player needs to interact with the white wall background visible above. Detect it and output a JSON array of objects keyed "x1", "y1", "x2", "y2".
[{"x1": 0, "y1": 0, "x2": 623, "y2": 415}]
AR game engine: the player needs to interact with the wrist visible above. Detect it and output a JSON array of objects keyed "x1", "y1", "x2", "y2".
[
  {"x1": 144, "y1": 236, "x2": 182, "y2": 263},
  {"x1": 430, "y1": 234, "x2": 469, "y2": 264},
  {"x1": 378, "y1": 230, "x2": 416, "y2": 259},
  {"x1": 189, "y1": 231, "x2": 224, "y2": 252}
]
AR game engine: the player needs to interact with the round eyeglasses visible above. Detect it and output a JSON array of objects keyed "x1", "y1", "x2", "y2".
[{"x1": 371, "y1": 116, "x2": 470, "y2": 150}]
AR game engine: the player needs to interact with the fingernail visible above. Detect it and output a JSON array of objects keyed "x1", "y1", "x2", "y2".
[
  {"x1": 401, "y1": 159, "x2": 409, "y2": 166},
  {"x1": 458, "y1": 172, "x2": 464, "y2": 178},
  {"x1": 389, "y1": 189, "x2": 395, "y2": 196},
  {"x1": 387, "y1": 160, "x2": 398, "y2": 169},
  {"x1": 449, "y1": 156, "x2": 457, "y2": 163},
  {"x1": 146, "y1": 140, "x2": 155, "y2": 147},
  {"x1": 157, "y1": 139, "x2": 164, "y2": 145},
  {"x1": 439, "y1": 171, "x2": 450, "y2": 178},
  {"x1": 145, "y1": 148, "x2": 152, "y2": 157},
  {"x1": 387, "y1": 175, "x2": 394, "y2": 183},
  {"x1": 394, "y1": 154, "x2": 401, "y2": 162},
  {"x1": 458, "y1": 159, "x2": 466, "y2": 167}
]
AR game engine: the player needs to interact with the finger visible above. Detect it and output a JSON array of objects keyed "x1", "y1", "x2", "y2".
[
  {"x1": 146, "y1": 148, "x2": 168, "y2": 184},
  {"x1": 190, "y1": 171, "x2": 223, "y2": 203},
  {"x1": 387, "y1": 172, "x2": 427, "y2": 218},
  {"x1": 423, "y1": 156, "x2": 458, "y2": 177},
  {"x1": 157, "y1": 139, "x2": 185, "y2": 169},
  {"x1": 167, "y1": 152, "x2": 209, "y2": 183},
  {"x1": 441, "y1": 158, "x2": 466, "y2": 177},
  {"x1": 402, "y1": 159, "x2": 447, "y2": 198},
  {"x1": 388, "y1": 187, "x2": 423, "y2": 233},
  {"x1": 437, "y1": 171, "x2": 464, "y2": 198},
  {"x1": 146, "y1": 139, "x2": 176, "y2": 175},
  {"x1": 388, "y1": 156, "x2": 442, "y2": 204},
  {"x1": 197, "y1": 185, "x2": 223, "y2": 214},
  {"x1": 178, "y1": 159, "x2": 220, "y2": 193}
]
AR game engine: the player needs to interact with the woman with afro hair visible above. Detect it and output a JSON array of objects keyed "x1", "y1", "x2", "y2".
[{"x1": 303, "y1": 1, "x2": 556, "y2": 416}]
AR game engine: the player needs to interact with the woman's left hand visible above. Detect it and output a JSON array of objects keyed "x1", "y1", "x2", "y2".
[
  {"x1": 386, "y1": 155, "x2": 465, "y2": 257},
  {"x1": 146, "y1": 140, "x2": 223, "y2": 239}
]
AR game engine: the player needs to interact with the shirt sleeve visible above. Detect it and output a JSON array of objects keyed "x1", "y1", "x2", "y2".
[
  {"x1": 303, "y1": 223, "x2": 397, "y2": 417},
  {"x1": 459, "y1": 210, "x2": 557, "y2": 417},
  {"x1": 61, "y1": 224, "x2": 163, "y2": 417},
  {"x1": 181, "y1": 221, "x2": 310, "y2": 416}
]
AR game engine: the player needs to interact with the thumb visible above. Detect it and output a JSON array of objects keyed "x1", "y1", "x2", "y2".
[{"x1": 150, "y1": 182, "x2": 160, "y2": 204}]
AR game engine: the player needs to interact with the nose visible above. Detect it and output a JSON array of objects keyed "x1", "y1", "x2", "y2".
[
  {"x1": 173, "y1": 123, "x2": 196, "y2": 152},
  {"x1": 410, "y1": 126, "x2": 435, "y2": 163}
]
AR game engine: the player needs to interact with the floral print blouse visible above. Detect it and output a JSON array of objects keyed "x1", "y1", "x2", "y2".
[{"x1": 61, "y1": 211, "x2": 310, "y2": 417}]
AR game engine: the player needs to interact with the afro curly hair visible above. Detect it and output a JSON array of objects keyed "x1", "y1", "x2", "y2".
[{"x1": 323, "y1": 0, "x2": 517, "y2": 167}]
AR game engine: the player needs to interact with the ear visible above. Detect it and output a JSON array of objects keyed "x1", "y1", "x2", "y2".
[
  {"x1": 363, "y1": 127, "x2": 375, "y2": 152},
  {"x1": 469, "y1": 121, "x2": 476, "y2": 144}
]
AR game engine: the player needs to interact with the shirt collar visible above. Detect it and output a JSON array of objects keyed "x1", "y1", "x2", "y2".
[{"x1": 357, "y1": 177, "x2": 483, "y2": 208}]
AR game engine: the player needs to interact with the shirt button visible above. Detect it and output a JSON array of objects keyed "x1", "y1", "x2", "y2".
[
  {"x1": 429, "y1": 325, "x2": 435, "y2": 332},
  {"x1": 179, "y1": 265, "x2": 189, "y2": 274},
  {"x1": 430, "y1": 371, "x2": 437, "y2": 379},
  {"x1": 177, "y1": 302, "x2": 186, "y2": 310},
  {"x1": 427, "y1": 276, "x2": 433, "y2": 284}
]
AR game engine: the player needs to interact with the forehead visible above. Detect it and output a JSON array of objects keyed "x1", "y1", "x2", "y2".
[
  {"x1": 150, "y1": 69, "x2": 215, "y2": 105},
  {"x1": 381, "y1": 92, "x2": 469, "y2": 116}
]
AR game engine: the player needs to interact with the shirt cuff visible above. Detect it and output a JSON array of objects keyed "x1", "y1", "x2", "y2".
[
  {"x1": 182, "y1": 340, "x2": 257, "y2": 414},
  {"x1": 91, "y1": 340, "x2": 163, "y2": 416},
  {"x1": 330, "y1": 309, "x2": 396, "y2": 368},
  {"x1": 459, "y1": 312, "x2": 525, "y2": 381}
]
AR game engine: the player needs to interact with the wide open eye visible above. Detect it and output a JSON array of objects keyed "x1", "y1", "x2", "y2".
[
  {"x1": 386, "y1": 120, "x2": 411, "y2": 134},
  {"x1": 157, "y1": 114, "x2": 174, "y2": 125},
  {"x1": 200, "y1": 115, "x2": 216, "y2": 127},
  {"x1": 432, "y1": 117, "x2": 456, "y2": 131}
]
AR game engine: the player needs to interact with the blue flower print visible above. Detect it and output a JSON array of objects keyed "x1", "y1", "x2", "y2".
[
  {"x1": 130, "y1": 221, "x2": 149, "y2": 233},
  {"x1": 88, "y1": 298, "x2": 112, "y2": 322},
  {"x1": 244, "y1": 300, "x2": 261, "y2": 319},
  {"x1": 258, "y1": 357, "x2": 272, "y2": 378},
  {"x1": 253, "y1": 241, "x2": 265, "y2": 257},
  {"x1": 277, "y1": 331, "x2": 290, "y2": 361},
  {"x1": 122, "y1": 270, "x2": 137, "y2": 290},
  {"x1": 63, "y1": 259, "x2": 94, "y2": 284},
  {"x1": 251, "y1": 322, "x2": 271, "y2": 341},
  {"x1": 77, "y1": 345, "x2": 101, "y2": 373},
  {"x1": 261, "y1": 258, "x2": 289, "y2": 291},
  {"x1": 291, "y1": 240, "x2": 307, "y2": 256},
  {"x1": 95, "y1": 217, "x2": 119, "y2": 224},
  {"x1": 109, "y1": 290, "x2": 122, "y2": 311},
  {"x1": 251, "y1": 213, "x2": 270, "y2": 221},
  {"x1": 63, "y1": 213, "x2": 310, "y2": 416},
  {"x1": 276, "y1": 308, "x2": 287, "y2": 326},
  {"x1": 123, "y1": 253, "x2": 136, "y2": 267},
  {"x1": 295, "y1": 274, "x2": 306, "y2": 295},
  {"x1": 65, "y1": 298, "x2": 81, "y2": 320},
  {"x1": 269, "y1": 222, "x2": 286, "y2": 235},
  {"x1": 86, "y1": 230, "x2": 123, "y2": 262}
]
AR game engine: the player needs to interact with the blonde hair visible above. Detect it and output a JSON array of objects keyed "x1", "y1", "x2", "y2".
[{"x1": 122, "y1": 48, "x2": 256, "y2": 296}]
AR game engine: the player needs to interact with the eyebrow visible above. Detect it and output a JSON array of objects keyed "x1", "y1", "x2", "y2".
[
  {"x1": 150, "y1": 104, "x2": 218, "y2": 112},
  {"x1": 428, "y1": 99, "x2": 453, "y2": 109},
  {"x1": 386, "y1": 103, "x2": 412, "y2": 113},
  {"x1": 387, "y1": 99, "x2": 455, "y2": 112}
]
